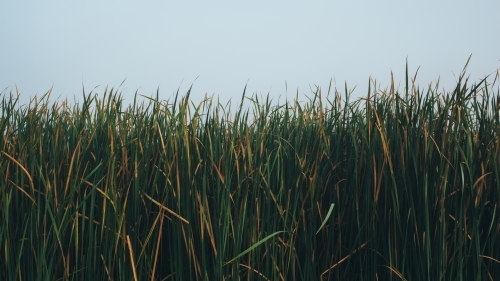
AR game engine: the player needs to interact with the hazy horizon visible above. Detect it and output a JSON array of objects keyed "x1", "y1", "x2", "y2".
[{"x1": 1, "y1": 1, "x2": 499, "y2": 107}]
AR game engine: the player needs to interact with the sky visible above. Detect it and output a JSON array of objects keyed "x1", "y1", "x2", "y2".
[{"x1": 1, "y1": 1, "x2": 499, "y2": 108}]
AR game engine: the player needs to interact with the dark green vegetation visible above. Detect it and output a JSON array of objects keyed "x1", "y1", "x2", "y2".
[{"x1": 1, "y1": 64, "x2": 500, "y2": 280}]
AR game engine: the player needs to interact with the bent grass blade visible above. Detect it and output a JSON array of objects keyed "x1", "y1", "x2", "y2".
[
  {"x1": 316, "y1": 203, "x2": 335, "y2": 234},
  {"x1": 224, "y1": 230, "x2": 286, "y2": 265}
]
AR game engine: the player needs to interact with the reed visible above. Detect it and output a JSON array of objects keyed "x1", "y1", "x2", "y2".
[{"x1": 1, "y1": 62, "x2": 500, "y2": 280}]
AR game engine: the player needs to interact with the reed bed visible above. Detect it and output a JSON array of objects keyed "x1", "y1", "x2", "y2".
[{"x1": 1, "y1": 64, "x2": 500, "y2": 280}]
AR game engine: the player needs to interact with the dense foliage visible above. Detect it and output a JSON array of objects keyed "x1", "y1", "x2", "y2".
[{"x1": 1, "y1": 64, "x2": 500, "y2": 280}]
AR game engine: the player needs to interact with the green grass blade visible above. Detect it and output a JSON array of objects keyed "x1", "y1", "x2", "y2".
[
  {"x1": 224, "y1": 231, "x2": 286, "y2": 265},
  {"x1": 316, "y1": 203, "x2": 335, "y2": 234}
]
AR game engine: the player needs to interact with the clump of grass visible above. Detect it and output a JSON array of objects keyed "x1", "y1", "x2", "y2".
[{"x1": 1, "y1": 61, "x2": 500, "y2": 280}]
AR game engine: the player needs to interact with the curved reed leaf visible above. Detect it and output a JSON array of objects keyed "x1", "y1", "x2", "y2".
[
  {"x1": 316, "y1": 203, "x2": 335, "y2": 234},
  {"x1": 224, "y1": 230, "x2": 286, "y2": 265}
]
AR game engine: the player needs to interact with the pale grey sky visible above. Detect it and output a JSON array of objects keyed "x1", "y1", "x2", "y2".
[{"x1": 1, "y1": 1, "x2": 499, "y2": 107}]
